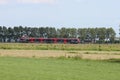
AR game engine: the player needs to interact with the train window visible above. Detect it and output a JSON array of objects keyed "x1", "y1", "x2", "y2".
[
  {"x1": 45, "y1": 39, "x2": 54, "y2": 43},
  {"x1": 20, "y1": 38, "x2": 80, "y2": 44},
  {"x1": 35, "y1": 39, "x2": 40, "y2": 43},
  {"x1": 66, "y1": 39, "x2": 71, "y2": 43},
  {"x1": 57, "y1": 39, "x2": 64, "y2": 43},
  {"x1": 70, "y1": 39, "x2": 79, "y2": 44}
]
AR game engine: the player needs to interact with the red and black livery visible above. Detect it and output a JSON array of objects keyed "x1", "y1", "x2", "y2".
[{"x1": 20, "y1": 37, "x2": 80, "y2": 44}]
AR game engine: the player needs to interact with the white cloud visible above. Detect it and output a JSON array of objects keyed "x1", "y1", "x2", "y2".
[
  {"x1": 0, "y1": 0, "x2": 56, "y2": 5},
  {"x1": 0, "y1": 0, "x2": 9, "y2": 5},
  {"x1": 17, "y1": 0, "x2": 56, "y2": 4}
]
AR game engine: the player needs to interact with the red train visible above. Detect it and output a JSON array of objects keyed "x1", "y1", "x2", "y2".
[{"x1": 20, "y1": 37, "x2": 80, "y2": 44}]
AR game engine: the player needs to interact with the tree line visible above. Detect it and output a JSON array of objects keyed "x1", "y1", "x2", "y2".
[{"x1": 0, "y1": 26, "x2": 116, "y2": 43}]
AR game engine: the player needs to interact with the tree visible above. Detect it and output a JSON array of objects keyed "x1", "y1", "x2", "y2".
[
  {"x1": 77, "y1": 28, "x2": 87, "y2": 42},
  {"x1": 106, "y1": 28, "x2": 116, "y2": 43},
  {"x1": 67, "y1": 28, "x2": 77, "y2": 38},
  {"x1": 0, "y1": 26, "x2": 3, "y2": 42},
  {"x1": 89, "y1": 28, "x2": 96, "y2": 43},
  {"x1": 0, "y1": 26, "x2": 116, "y2": 43},
  {"x1": 39, "y1": 27, "x2": 45, "y2": 37},
  {"x1": 58, "y1": 27, "x2": 69, "y2": 38}
]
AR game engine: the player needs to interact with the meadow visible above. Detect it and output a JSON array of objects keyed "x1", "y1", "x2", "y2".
[
  {"x1": 0, "y1": 43, "x2": 120, "y2": 51},
  {"x1": 0, "y1": 57, "x2": 120, "y2": 80},
  {"x1": 0, "y1": 43, "x2": 120, "y2": 80}
]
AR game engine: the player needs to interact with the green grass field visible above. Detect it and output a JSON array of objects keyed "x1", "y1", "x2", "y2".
[
  {"x1": 0, "y1": 43, "x2": 120, "y2": 51},
  {"x1": 0, "y1": 57, "x2": 120, "y2": 80}
]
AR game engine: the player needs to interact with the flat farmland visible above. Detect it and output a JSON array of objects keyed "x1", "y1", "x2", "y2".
[
  {"x1": 0, "y1": 43, "x2": 120, "y2": 51},
  {"x1": 0, "y1": 50, "x2": 120, "y2": 60},
  {"x1": 0, "y1": 43, "x2": 120, "y2": 60},
  {"x1": 0, "y1": 57, "x2": 120, "y2": 80},
  {"x1": 0, "y1": 43, "x2": 120, "y2": 80}
]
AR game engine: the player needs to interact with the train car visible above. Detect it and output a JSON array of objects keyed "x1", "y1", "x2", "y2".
[{"x1": 20, "y1": 37, "x2": 80, "y2": 44}]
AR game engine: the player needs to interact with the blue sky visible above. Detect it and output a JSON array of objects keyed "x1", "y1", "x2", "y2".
[{"x1": 0, "y1": 0, "x2": 120, "y2": 36}]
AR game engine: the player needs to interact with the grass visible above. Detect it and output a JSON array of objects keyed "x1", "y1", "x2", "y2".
[
  {"x1": 0, "y1": 43, "x2": 120, "y2": 51},
  {"x1": 0, "y1": 57, "x2": 120, "y2": 80}
]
